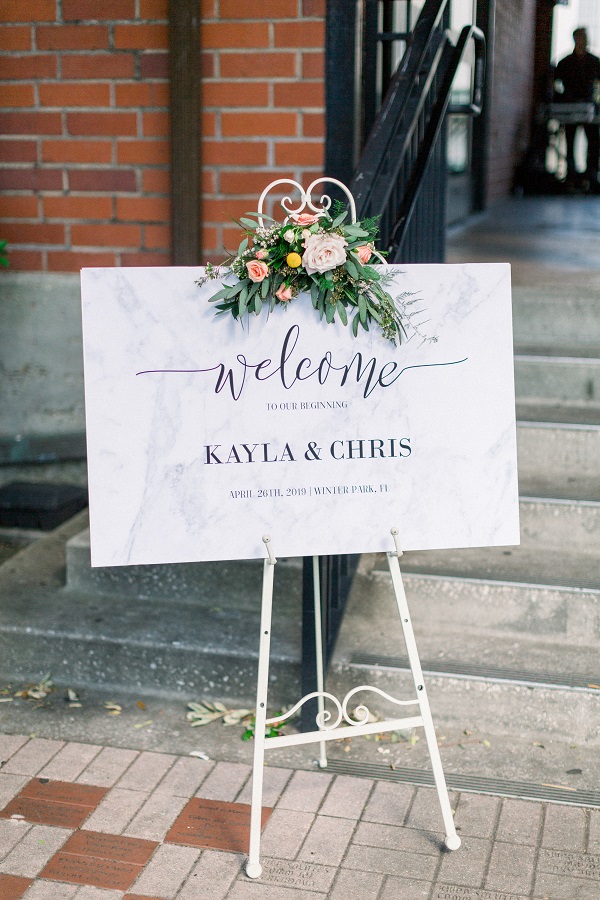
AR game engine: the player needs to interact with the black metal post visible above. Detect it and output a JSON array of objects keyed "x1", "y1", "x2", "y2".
[
  {"x1": 325, "y1": 0, "x2": 360, "y2": 186},
  {"x1": 169, "y1": 0, "x2": 201, "y2": 264}
]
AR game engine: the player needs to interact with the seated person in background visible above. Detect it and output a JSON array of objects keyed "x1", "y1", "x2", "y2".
[{"x1": 555, "y1": 27, "x2": 600, "y2": 185}]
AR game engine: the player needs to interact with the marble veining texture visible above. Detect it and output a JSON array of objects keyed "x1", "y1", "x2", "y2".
[{"x1": 80, "y1": 264, "x2": 519, "y2": 565}]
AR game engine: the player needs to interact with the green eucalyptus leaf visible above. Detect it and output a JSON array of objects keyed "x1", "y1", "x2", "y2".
[
  {"x1": 225, "y1": 281, "x2": 246, "y2": 298},
  {"x1": 344, "y1": 226, "x2": 370, "y2": 238},
  {"x1": 358, "y1": 293, "x2": 367, "y2": 323},
  {"x1": 336, "y1": 301, "x2": 348, "y2": 325},
  {"x1": 208, "y1": 288, "x2": 229, "y2": 302},
  {"x1": 362, "y1": 265, "x2": 380, "y2": 280},
  {"x1": 344, "y1": 259, "x2": 359, "y2": 280}
]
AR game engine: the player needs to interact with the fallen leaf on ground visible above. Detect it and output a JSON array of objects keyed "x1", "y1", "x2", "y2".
[
  {"x1": 137, "y1": 700, "x2": 146, "y2": 710},
  {"x1": 25, "y1": 674, "x2": 54, "y2": 700},
  {"x1": 189, "y1": 750, "x2": 210, "y2": 760},
  {"x1": 133, "y1": 720, "x2": 153, "y2": 729},
  {"x1": 186, "y1": 700, "x2": 252, "y2": 727},
  {"x1": 105, "y1": 703, "x2": 122, "y2": 715},
  {"x1": 66, "y1": 688, "x2": 81, "y2": 708}
]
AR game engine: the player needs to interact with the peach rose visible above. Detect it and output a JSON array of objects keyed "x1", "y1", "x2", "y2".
[
  {"x1": 356, "y1": 245, "x2": 372, "y2": 264},
  {"x1": 291, "y1": 212, "x2": 319, "y2": 226},
  {"x1": 275, "y1": 284, "x2": 293, "y2": 302},
  {"x1": 302, "y1": 232, "x2": 347, "y2": 274},
  {"x1": 246, "y1": 259, "x2": 269, "y2": 282},
  {"x1": 255, "y1": 249, "x2": 268, "y2": 259}
]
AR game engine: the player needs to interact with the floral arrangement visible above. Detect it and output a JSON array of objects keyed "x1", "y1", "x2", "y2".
[{"x1": 198, "y1": 201, "x2": 406, "y2": 344}]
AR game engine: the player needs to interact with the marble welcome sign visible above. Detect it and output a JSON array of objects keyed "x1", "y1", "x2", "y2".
[{"x1": 80, "y1": 263, "x2": 519, "y2": 566}]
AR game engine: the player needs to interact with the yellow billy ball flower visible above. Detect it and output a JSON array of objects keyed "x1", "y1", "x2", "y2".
[{"x1": 286, "y1": 252, "x2": 302, "y2": 268}]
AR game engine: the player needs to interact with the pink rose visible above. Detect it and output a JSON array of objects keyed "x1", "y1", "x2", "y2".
[
  {"x1": 255, "y1": 249, "x2": 268, "y2": 259},
  {"x1": 275, "y1": 284, "x2": 293, "y2": 302},
  {"x1": 356, "y1": 245, "x2": 372, "y2": 264},
  {"x1": 302, "y1": 232, "x2": 347, "y2": 274},
  {"x1": 246, "y1": 259, "x2": 269, "y2": 282},
  {"x1": 290, "y1": 212, "x2": 319, "y2": 226}
]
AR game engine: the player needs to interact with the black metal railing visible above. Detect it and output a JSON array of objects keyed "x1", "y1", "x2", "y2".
[
  {"x1": 350, "y1": 0, "x2": 485, "y2": 263},
  {"x1": 300, "y1": 0, "x2": 486, "y2": 731}
]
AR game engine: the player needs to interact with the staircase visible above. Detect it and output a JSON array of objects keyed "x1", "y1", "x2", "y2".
[{"x1": 325, "y1": 199, "x2": 600, "y2": 789}]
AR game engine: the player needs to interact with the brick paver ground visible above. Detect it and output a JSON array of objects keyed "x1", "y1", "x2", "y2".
[{"x1": 0, "y1": 734, "x2": 597, "y2": 899}]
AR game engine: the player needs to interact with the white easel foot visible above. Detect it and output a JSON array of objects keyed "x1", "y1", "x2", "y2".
[
  {"x1": 445, "y1": 833, "x2": 462, "y2": 851},
  {"x1": 246, "y1": 862, "x2": 262, "y2": 879}
]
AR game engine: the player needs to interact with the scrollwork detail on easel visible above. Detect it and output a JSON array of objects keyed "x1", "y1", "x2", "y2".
[
  {"x1": 265, "y1": 686, "x2": 420, "y2": 733},
  {"x1": 257, "y1": 177, "x2": 358, "y2": 228},
  {"x1": 265, "y1": 691, "x2": 343, "y2": 731},
  {"x1": 341, "y1": 685, "x2": 420, "y2": 726}
]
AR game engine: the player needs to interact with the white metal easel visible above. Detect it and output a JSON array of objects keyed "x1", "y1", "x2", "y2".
[
  {"x1": 245, "y1": 179, "x2": 460, "y2": 877},
  {"x1": 245, "y1": 529, "x2": 460, "y2": 879}
]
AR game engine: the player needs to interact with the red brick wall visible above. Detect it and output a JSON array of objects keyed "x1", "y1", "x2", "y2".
[
  {"x1": 0, "y1": 0, "x2": 171, "y2": 271},
  {"x1": 0, "y1": 0, "x2": 326, "y2": 272},
  {"x1": 486, "y1": 0, "x2": 537, "y2": 205},
  {"x1": 201, "y1": 0, "x2": 325, "y2": 260}
]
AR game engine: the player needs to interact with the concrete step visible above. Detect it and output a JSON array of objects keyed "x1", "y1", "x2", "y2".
[
  {"x1": 325, "y1": 563, "x2": 600, "y2": 748},
  {"x1": 517, "y1": 496, "x2": 599, "y2": 554},
  {"x1": 322, "y1": 540, "x2": 600, "y2": 751},
  {"x1": 383, "y1": 544, "x2": 599, "y2": 590},
  {"x1": 512, "y1": 285, "x2": 600, "y2": 354},
  {"x1": 0, "y1": 513, "x2": 302, "y2": 705},
  {"x1": 327, "y1": 663, "x2": 600, "y2": 748},
  {"x1": 516, "y1": 420, "x2": 600, "y2": 499},
  {"x1": 515, "y1": 354, "x2": 600, "y2": 408},
  {"x1": 65, "y1": 527, "x2": 302, "y2": 608},
  {"x1": 65, "y1": 496, "x2": 600, "y2": 598},
  {"x1": 348, "y1": 560, "x2": 600, "y2": 654}
]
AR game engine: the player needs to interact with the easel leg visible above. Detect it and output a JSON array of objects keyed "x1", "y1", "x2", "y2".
[
  {"x1": 312, "y1": 555, "x2": 328, "y2": 768},
  {"x1": 246, "y1": 538, "x2": 277, "y2": 879},
  {"x1": 387, "y1": 536, "x2": 461, "y2": 851}
]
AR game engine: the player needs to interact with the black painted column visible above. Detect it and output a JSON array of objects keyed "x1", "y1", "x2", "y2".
[{"x1": 169, "y1": 0, "x2": 202, "y2": 265}]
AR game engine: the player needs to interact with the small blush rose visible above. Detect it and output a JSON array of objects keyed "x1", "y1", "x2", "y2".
[
  {"x1": 356, "y1": 245, "x2": 372, "y2": 265},
  {"x1": 291, "y1": 212, "x2": 319, "y2": 226},
  {"x1": 302, "y1": 232, "x2": 348, "y2": 274},
  {"x1": 255, "y1": 249, "x2": 268, "y2": 259},
  {"x1": 246, "y1": 259, "x2": 269, "y2": 282},
  {"x1": 283, "y1": 229, "x2": 295, "y2": 243},
  {"x1": 275, "y1": 284, "x2": 293, "y2": 302}
]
